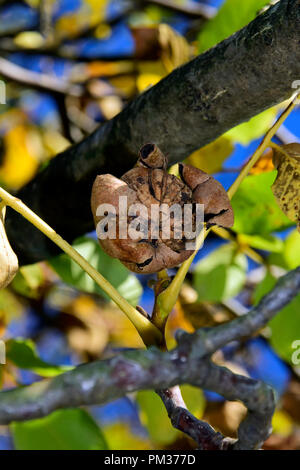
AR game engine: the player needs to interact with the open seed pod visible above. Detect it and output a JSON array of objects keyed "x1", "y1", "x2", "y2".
[
  {"x1": 91, "y1": 144, "x2": 233, "y2": 274},
  {"x1": 0, "y1": 205, "x2": 19, "y2": 288}
]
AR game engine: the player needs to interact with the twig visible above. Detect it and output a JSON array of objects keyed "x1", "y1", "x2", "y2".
[
  {"x1": 0, "y1": 57, "x2": 83, "y2": 97},
  {"x1": 156, "y1": 387, "x2": 232, "y2": 450}
]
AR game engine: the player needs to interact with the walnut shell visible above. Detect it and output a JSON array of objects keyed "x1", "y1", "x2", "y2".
[{"x1": 91, "y1": 144, "x2": 233, "y2": 273}]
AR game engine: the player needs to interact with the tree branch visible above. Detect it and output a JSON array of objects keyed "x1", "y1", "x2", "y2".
[
  {"x1": 0, "y1": 57, "x2": 83, "y2": 97},
  {"x1": 156, "y1": 387, "x2": 232, "y2": 450},
  {"x1": 4, "y1": 0, "x2": 300, "y2": 265},
  {"x1": 1, "y1": 267, "x2": 299, "y2": 449}
]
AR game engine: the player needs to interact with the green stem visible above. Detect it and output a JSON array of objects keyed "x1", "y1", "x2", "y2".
[
  {"x1": 0, "y1": 186, "x2": 162, "y2": 347},
  {"x1": 227, "y1": 94, "x2": 299, "y2": 199}
]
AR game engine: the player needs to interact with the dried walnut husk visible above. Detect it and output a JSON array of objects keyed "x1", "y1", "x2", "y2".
[{"x1": 91, "y1": 144, "x2": 233, "y2": 274}]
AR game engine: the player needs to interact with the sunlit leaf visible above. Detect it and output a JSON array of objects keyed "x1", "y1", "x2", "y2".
[
  {"x1": 269, "y1": 230, "x2": 300, "y2": 270},
  {"x1": 281, "y1": 230, "x2": 300, "y2": 269},
  {"x1": 6, "y1": 338, "x2": 72, "y2": 377},
  {"x1": 198, "y1": 0, "x2": 271, "y2": 53},
  {"x1": 231, "y1": 171, "x2": 293, "y2": 235},
  {"x1": 12, "y1": 409, "x2": 108, "y2": 450},
  {"x1": 186, "y1": 136, "x2": 233, "y2": 174},
  {"x1": 193, "y1": 243, "x2": 247, "y2": 302},
  {"x1": 226, "y1": 108, "x2": 277, "y2": 145},
  {"x1": 0, "y1": 125, "x2": 41, "y2": 190},
  {"x1": 14, "y1": 31, "x2": 45, "y2": 49}
]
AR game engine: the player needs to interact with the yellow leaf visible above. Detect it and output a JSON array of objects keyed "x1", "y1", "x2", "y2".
[
  {"x1": 0, "y1": 126, "x2": 41, "y2": 190},
  {"x1": 55, "y1": 0, "x2": 108, "y2": 39},
  {"x1": 272, "y1": 410, "x2": 293, "y2": 437},
  {"x1": 271, "y1": 143, "x2": 300, "y2": 232},
  {"x1": 102, "y1": 423, "x2": 151, "y2": 450},
  {"x1": 136, "y1": 73, "x2": 162, "y2": 93},
  {"x1": 186, "y1": 136, "x2": 233, "y2": 174},
  {"x1": 14, "y1": 31, "x2": 45, "y2": 49}
]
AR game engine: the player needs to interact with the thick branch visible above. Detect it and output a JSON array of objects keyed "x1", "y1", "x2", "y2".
[
  {"x1": 5, "y1": 0, "x2": 300, "y2": 264},
  {"x1": 0, "y1": 267, "x2": 299, "y2": 449}
]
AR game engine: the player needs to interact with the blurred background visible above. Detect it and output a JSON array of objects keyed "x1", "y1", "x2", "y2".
[{"x1": 0, "y1": 0, "x2": 300, "y2": 450}]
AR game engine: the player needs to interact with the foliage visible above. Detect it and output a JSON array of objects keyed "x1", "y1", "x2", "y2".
[{"x1": 0, "y1": 0, "x2": 299, "y2": 451}]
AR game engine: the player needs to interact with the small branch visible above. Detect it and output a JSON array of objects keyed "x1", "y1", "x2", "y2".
[
  {"x1": 156, "y1": 387, "x2": 232, "y2": 450},
  {"x1": 0, "y1": 57, "x2": 83, "y2": 97},
  {"x1": 202, "y1": 363, "x2": 275, "y2": 450},
  {"x1": 0, "y1": 186, "x2": 162, "y2": 347},
  {"x1": 0, "y1": 267, "x2": 299, "y2": 449}
]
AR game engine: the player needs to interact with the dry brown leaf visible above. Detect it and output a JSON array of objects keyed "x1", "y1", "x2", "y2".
[
  {"x1": 271, "y1": 143, "x2": 300, "y2": 232},
  {"x1": 0, "y1": 206, "x2": 18, "y2": 289}
]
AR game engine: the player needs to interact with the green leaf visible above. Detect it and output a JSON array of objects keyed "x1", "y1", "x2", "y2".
[
  {"x1": 268, "y1": 230, "x2": 300, "y2": 273},
  {"x1": 137, "y1": 390, "x2": 178, "y2": 446},
  {"x1": 137, "y1": 385, "x2": 205, "y2": 447},
  {"x1": 6, "y1": 338, "x2": 72, "y2": 377},
  {"x1": 12, "y1": 264, "x2": 44, "y2": 299},
  {"x1": 280, "y1": 230, "x2": 300, "y2": 269},
  {"x1": 193, "y1": 243, "x2": 247, "y2": 302},
  {"x1": 231, "y1": 171, "x2": 293, "y2": 235},
  {"x1": 225, "y1": 107, "x2": 277, "y2": 145},
  {"x1": 198, "y1": 0, "x2": 270, "y2": 53},
  {"x1": 254, "y1": 271, "x2": 300, "y2": 364},
  {"x1": 238, "y1": 233, "x2": 284, "y2": 253},
  {"x1": 12, "y1": 409, "x2": 108, "y2": 450},
  {"x1": 49, "y1": 236, "x2": 142, "y2": 306}
]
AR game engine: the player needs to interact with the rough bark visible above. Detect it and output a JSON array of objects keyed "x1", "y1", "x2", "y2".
[{"x1": 5, "y1": 0, "x2": 300, "y2": 264}]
